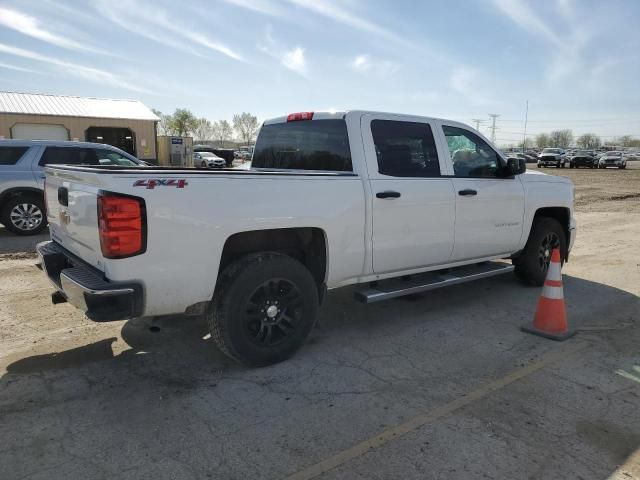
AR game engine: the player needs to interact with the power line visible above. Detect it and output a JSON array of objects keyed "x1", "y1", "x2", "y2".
[{"x1": 471, "y1": 119, "x2": 485, "y2": 131}]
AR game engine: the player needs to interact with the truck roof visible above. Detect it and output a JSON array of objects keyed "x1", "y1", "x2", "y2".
[{"x1": 263, "y1": 110, "x2": 471, "y2": 129}]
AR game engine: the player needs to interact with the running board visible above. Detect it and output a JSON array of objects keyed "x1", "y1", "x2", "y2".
[{"x1": 354, "y1": 261, "x2": 514, "y2": 303}]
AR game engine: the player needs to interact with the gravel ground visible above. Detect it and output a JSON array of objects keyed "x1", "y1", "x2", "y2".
[{"x1": 0, "y1": 165, "x2": 638, "y2": 479}]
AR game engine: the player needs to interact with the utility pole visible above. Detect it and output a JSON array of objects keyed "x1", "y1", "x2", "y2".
[
  {"x1": 522, "y1": 100, "x2": 529, "y2": 152},
  {"x1": 472, "y1": 119, "x2": 485, "y2": 132},
  {"x1": 488, "y1": 114, "x2": 500, "y2": 143}
]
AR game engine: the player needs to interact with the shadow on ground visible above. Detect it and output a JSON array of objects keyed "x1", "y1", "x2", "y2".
[{"x1": 1, "y1": 274, "x2": 638, "y2": 479}]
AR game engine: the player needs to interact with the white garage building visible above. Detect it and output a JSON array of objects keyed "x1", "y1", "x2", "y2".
[{"x1": 0, "y1": 91, "x2": 159, "y2": 161}]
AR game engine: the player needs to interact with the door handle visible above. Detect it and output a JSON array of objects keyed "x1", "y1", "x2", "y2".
[
  {"x1": 458, "y1": 189, "x2": 478, "y2": 196},
  {"x1": 376, "y1": 191, "x2": 401, "y2": 199}
]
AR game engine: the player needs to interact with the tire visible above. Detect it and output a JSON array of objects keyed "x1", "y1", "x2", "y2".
[
  {"x1": 201, "y1": 160, "x2": 207, "y2": 167},
  {"x1": 513, "y1": 217, "x2": 567, "y2": 286},
  {"x1": 560, "y1": 162, "x2": 565, "y2": 168},
  {"x1": 1, "y1": 195, "x2": 47, "y2": 235},
  {"x1": 208, "y1": 252, "x2": 319, "y2": 367},
  {"x1": 569, "y1": 163, "x2": 574, "y2": 169}
]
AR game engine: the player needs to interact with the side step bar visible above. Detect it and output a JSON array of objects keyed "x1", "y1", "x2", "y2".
[{"x1": 354, "y1": 261, "x2": 515, "y2": 303}]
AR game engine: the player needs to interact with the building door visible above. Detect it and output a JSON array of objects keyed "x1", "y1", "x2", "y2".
[
  {"x1": 86, "y1": 127, "x2": 136, "y2": 156},
  {"x1": 11, "y1": 123, "x2": 69, "y2": 140}
]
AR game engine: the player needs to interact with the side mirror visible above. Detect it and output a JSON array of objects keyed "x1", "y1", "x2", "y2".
[{"x1": 506, "y1": 157, "x2": 526, "y2": 175}]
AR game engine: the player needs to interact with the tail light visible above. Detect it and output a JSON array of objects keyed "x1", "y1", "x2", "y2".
[
  {"x1": 97, "y1": 192, "x2": 146, "y2": 258},
  {"x1": 287, "y1": 111, "x2": 314, "y2": 122}
]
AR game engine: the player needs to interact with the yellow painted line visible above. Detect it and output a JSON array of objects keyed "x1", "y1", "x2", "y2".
[{"x1": 285, "y1": 341, "x2": 589, "y2": 480}]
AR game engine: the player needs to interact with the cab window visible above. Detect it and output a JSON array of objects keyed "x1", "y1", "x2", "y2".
[
  {"x1": 371, "y1": 120, "x2": 440, "y2": 177},
  {"x1": 443, "y1": 126, "x2": 504, "y2": 178}
]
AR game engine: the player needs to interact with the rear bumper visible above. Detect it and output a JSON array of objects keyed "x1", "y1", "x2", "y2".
[{"x1": 36, "y1": 241, "x2": 143, "y2": 322}]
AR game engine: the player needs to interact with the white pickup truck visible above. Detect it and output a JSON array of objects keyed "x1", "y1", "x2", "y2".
[{"x1": 37, "y1": 111, "x2": 576, "y2": 366}]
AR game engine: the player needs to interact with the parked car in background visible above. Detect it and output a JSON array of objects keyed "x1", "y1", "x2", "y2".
[
  {"x1": 194, "y1": 151, "x2": 226, "y2": 168},
  {"x1": 598, "y1": 151, "x2": 627, "y2": 169},
  {"x1": 0, "y1": 140, "x2": 145, "y2": 235},
  {"x1": 537, "y1": 148, "x2": 566, "y2": 168},
  {"x1": 193, "y1": 146, "x2": 235, "y2": 167},
  {"x1": 568, "y1": 150, "x2": 597, "y2": 169}
]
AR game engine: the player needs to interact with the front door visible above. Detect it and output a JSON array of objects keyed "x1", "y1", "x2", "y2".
[
  {"x1": 362, "y1": 114, "x2": 456, "y2": 274},
  {"x1": 440, "y1": 125, "x2": 525, "y2": 261}
]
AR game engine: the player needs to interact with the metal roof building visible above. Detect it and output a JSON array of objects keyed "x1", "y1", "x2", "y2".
[{"x1": 0, "y1": 92, "x2": 159, "y2": 160}]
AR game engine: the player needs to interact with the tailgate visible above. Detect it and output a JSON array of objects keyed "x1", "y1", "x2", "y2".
[{"x1": 45, "y1": 167, "x2": 105, "y2": 269}]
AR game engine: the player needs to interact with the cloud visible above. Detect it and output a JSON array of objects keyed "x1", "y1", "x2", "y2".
[
  {"x1": 281, "y1": 47, "x2": 307, "y2": 75},
  {"x1": 490, "y1": 0, "x2": 592, "y2": 82},
  {"x1": 258, "y1": 26, "x2": 308, "y2": 76},
  {"x1": 222, "y1": 0, "x2": 289, "y2": 17},
  {"x1": 285, "y1": 0, "x2": 411, "y2": 47},
  {"x1": 0, "y1": 6, "x2": 107, "y2": 55},
  {"x1": 0, "y1": 43, "x2": 151, "y2": 93},
  {"x1": 93, "y1": 0, "x2": 243, "y2": 61},
  {"x1": 449, "y1": 67, "x2": 491, "y2": 106},
  {"x1": 0, "y1": 61, "x2": 40, "y2": 73},
  {"x1": 350, "y1": 54, "x2": 399, "y2": 77}
]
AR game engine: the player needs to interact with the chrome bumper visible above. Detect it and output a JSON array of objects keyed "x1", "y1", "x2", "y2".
[{"x1": 36, "y1": 241, "x2": 143, "y2": 322}]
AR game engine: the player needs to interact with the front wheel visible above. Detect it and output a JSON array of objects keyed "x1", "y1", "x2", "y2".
[
  {"x1": 513, "y1": 217, "x2": 567, "y2": 286},
  {"x1": 1, "y1": 195, "x2": 47, "y2": 235},
  {"x1": 208, "y1": 252, "x2": 319, "y2": 366}
]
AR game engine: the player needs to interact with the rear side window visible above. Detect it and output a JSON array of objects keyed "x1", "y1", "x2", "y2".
[
  {"x1": 0, "y1": 146, "x2": 28, "y2": 165},
  {"x1": 371, "y1": 120, "x2": 440, "y2": 177},
  {"x1": 252, "y1": 120, "x2": 352, "y2": 171},
  {"x1": 39, "y1": 147, "x2": 98, "y2": 166}
]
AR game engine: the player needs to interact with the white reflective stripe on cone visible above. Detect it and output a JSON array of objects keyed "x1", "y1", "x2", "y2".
[
  {"x1": 547, "y1": 260, "x2": 562, "y2": 282},
  {"x1": 542, "y1": 283, "x2": 564, "y2": 300}
]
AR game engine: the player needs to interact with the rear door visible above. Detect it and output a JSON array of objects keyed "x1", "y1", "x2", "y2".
[
  {"x1": 439, "y1": 124, "x2": 525, "y2": 261},
  {"x1": 361, "y1": 114, "x2": 456, "y2": 274}
]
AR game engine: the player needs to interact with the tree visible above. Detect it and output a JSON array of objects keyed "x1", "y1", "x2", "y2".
[
  {"x1": 549, "y1": 129, "x2": 573, "y2": 148},
  {"x1": 215, "y1": 120, "x2": 233, "y2": 147},
  {"x1": 576, "y1": 133, "x2": 601, "y2": 149},
  {"x1": 536, "y1": 133, "x2": 550, "y2": 149},
  {"x1": 152, "y1": 108, "x2": 175, "y2": 136},
  {"x1": 170, "y1": 108, "x2": 198, "y2": 137},
  {"x1": 616, "y1": 135, "x2": 634, "y2": 148},
  {"x1": 194, "y1": 118, "x2": 214, "y2": 141},
  {"x1": 233, "y1": 112, "x2": 259, "y2": 147}
]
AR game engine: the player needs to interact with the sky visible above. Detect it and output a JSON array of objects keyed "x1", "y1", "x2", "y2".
[{"x1": 0, "y1": 0, "x2": 639, "y2": 145}]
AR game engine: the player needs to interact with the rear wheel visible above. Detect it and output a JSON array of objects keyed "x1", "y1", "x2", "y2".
[
  {"x1": 513, "y1": 217, "x2": 566, "y2": 286},
  {"x1": 208, "y1": 252, "x2": 319, "y2": 366},
  {"x1": 1, "y1": 195, "x2": 47, "y2": 235}
]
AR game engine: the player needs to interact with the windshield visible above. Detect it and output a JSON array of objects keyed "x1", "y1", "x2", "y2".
[
  {"x1": 606, "y1": 152, "x2": 622, "y2": 157},
  {"x1": 542, "y1": 148, "x2": 561, "y2": 154},
  {"x1": 95, "y1": 149, "x2": 139, "y2": 166}
]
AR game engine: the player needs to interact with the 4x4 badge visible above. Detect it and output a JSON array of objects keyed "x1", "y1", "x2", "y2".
[{"x1": 133, "y1": 179, "x2": 188, "y2": 189}]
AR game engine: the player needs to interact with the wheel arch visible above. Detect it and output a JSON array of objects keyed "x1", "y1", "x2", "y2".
[
  {"x1": 0, "y1": 187, "x2": 44, "y2": 207},
  {"x1": 533, "y1": 207, "x2": 570, "y2": 259},
  {"x1": 218, "y1": 227, "x2": 328, "y2": 294}
]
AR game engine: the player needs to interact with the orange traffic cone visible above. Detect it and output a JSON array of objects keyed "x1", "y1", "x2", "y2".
[{"x1": 521, "y1": 248, "x2": 576, "y2": 341}]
